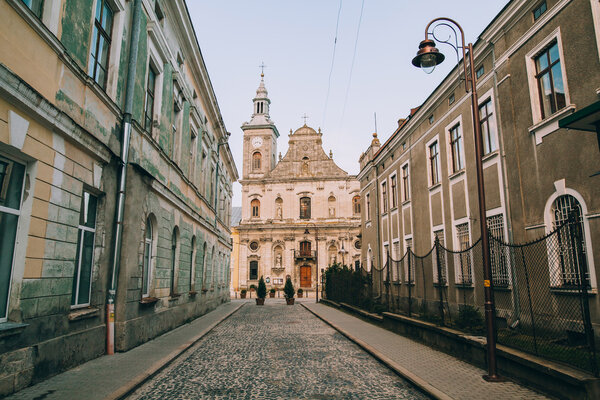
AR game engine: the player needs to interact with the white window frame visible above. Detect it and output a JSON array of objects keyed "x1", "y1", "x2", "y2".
[
  {"x1": 426, "y1": 135, "x2": 441, "y2": 187},
  {"x1": 72, "y1": 191, "x2": 98, "y2": 308},
  {"x1": 142, "y1": 216, "x2": 154, "y2": 298},
  {"x1": 453, "y1": 219, "x2": 473, "y2": 285},
  {"x1": 0, "y1": 155, "x2": 27, "y2": 322},
  {"x1": 525, "y1": 27, "x2": 575, "y2": 144},
  {"x1": 390, "y1": 173, "x2": 398, "y2": 209},
  {"x1": 404, "y1": 235, "x2": 414, "y2": 283},
  {"x1": 401, "y1": 162, "x2": 410, "y2": 202},
  {"x1": 432, "y1": 226, "x2": 447, "y2": 285},
  {"x1": 543, "y1": 181, "x2": 597, "y2": 289},
  {"x1": 478, "y1": 87, "x2": 499, "y2": 156},
  {"x1": 444, "y1": 115, "x2": 465, "y2": 177}
]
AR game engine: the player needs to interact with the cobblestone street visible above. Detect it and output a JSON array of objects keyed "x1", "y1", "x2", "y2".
[{"x1": 128, "y1": 300, "x2": 429, "y2": 399}]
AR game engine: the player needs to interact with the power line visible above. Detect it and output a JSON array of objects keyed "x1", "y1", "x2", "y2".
[
  {"x1": 322, "y1": 0, "x2": 343, "y2": 130},
  {"x1": 340, "y1": 0, "x2": 365, "y2": 130}
]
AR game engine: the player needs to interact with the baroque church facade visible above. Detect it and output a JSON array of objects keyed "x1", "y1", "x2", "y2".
[{"x1": 235, "y1": 75, "x2": 361, "y2": 293}]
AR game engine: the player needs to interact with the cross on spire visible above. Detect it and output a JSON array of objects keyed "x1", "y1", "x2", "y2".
[
  {"x1": 259, "y1": 61, "x2": 267, "y2": 77},
  {"x1": 302, "y1": 113, "x2": 309, "y2": 126}
]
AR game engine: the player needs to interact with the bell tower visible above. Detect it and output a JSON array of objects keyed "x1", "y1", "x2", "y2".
[{"x1": 241, "y1": 72, "x2": 279, "y2": 179}]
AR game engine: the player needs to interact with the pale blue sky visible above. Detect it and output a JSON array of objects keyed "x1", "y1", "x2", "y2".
[{"x1": 188, "y1": 1, "x2": 510, "y2": 207}]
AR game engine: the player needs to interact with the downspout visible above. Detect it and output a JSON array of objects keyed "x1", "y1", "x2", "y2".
[
  {"x1": 107, "y1": 0, "x2": 143, "y2": 355},
  {"x1": 374, "y1": 164, "x2": 382, "y2": 299}
]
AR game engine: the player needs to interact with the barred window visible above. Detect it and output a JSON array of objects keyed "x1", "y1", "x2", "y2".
[
  {"x1": 455, "y1": 223, "x2": 473, "y2": 285},
  {"x1": 392, "y1": 241, "x2": 401, "y2": 281},
  {"x1": 404, "y1": 238, "x2": 414, "y2": 283},
  {"x1": 487, "y1": 214, "x2": 510, "y2": 287},
  {"x1": 433, "y1": 229, "x2": 447, "y2": 284},
  {"x1": 550, "y1": 195, "x2": 588, "y2": 287}
]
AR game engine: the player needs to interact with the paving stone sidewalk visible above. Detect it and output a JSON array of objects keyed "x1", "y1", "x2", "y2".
[
  {"x1": 303, "y1": 302, "x2": 550, "y2": 400},
  {"x1": 5, "y1": 301, "x2": 244, "y2": 400}
]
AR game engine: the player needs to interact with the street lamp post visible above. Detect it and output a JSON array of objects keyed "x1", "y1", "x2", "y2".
[{"x1": 412, "y1": 17, "x2": 501, "y2": 381}]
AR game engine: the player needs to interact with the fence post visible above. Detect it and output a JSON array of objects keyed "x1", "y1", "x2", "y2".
[
  {"x1": 408, "y1": 247, "x2": 412, "y2": 317},
  {"x1": 435, "y1": 237, "x2": 445, "y2": 326},
  {"x1": 569, "y1": 212, "x2": 598, "y2": 376},
  {"x1": 386, "y1": 255, "x2": 391, "y2": 311}
]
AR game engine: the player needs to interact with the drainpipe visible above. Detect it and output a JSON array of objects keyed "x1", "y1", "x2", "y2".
[
  {"x1": 374, "y1": 164, "x2": 382, "y2": 299},
  {"x1": 107, "y1": 0, "x2": 143, "y2": 355}
]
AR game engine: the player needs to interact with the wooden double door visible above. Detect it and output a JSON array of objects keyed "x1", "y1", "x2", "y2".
[{"x1": 300, "y1": 265, "x2": 312, "y2": 288}]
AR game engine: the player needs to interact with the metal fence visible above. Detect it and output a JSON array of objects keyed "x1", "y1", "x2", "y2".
[{"x1": 323, "y1": 216, "x2": 598, "y2": 375}]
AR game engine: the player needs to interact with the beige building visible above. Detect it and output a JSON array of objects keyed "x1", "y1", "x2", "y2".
[
  {"x1": 0, "y1": 0, "x2": 236, "y2": 395},
  {"x1": 234, "y1": 75, "x2": 361, "y2": 294},
  {"x1": 359, "y1": 0, "x2": 600, "y2": 332}
]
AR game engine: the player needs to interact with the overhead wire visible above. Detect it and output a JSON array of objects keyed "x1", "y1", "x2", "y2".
[
  {"x1": 339, "y1": 0, "x2": 365, "y2": 130},
  {"x1": 321, "y1": 0, "x2": 343, "y2": 130}
]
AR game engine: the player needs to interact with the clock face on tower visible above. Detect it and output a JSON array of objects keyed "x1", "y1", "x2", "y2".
[{"x1": 252, "y1": 137, "x2": 263, "y2": 148}]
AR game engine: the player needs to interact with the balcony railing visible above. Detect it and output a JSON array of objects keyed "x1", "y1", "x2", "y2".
[{"x1": 294, "y1": 250, "x2": 316, "y2": 260}]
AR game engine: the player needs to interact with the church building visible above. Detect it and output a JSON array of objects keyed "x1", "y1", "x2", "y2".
[{"x1": 235, "y1": 74, "x2": 361, "y2": 294}]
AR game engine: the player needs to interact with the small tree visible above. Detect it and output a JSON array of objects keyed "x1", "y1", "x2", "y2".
[
  {"x1": 257, "y1": 276, "x2": 267, "y2": 299},
  {"x1": 284, "y1": 277, "x2": 295, "y2": 299}
]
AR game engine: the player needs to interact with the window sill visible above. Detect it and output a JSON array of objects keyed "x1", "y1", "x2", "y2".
[
  {"x1": 455, "y1": 283, "x2": 474, "y2": 289},
  {"x1": 390, "y1": 206, "x2": 398, "y2": 212},
  {"x1": 550, "y1": 287, "x2": 596, "y2": 296},
  {"x1": 482, "y1": 150, "x2": 499, "y2": 163},
  {"x1": 168, "y1": 294, "x2": 181, "y2": 301},
  {"x1": 448, "y1": 169, "x2": 465, "y2": 181},
  {"x1": 433, "y1": 282, "x2": 448, "y2": 288},
  {"x1": 139, "y1": 296, "x2": 159, "y2": 305},
  {"x1": 188, "y1": 291, "x2": 198, "y2": 297},
  {"x1": 68, "y1": 307, "x2": 99, "y2": 321},
  {"x1": 402, "y1": 199, "x2": 411, "y2": 206},
  {"x1": 529, "y1": 104, "x2": 576, "y2": 145},
  {"x1": 0, "y1": 322, "x2": 28, "y2": 338},
  {"x1": 428, "y1": 182, "x2": 441, "y2": 192}
]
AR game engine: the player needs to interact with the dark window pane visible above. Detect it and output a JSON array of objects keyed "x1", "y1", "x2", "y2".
[
  {"x1": 77, "y1": 231, "x2": 95, "y2": 304},
  {"x1": 79, "y1": 192, "x2": 98, "y2": 228},
  {"x1": 0, "y1": 212, "x2": 19, "y2": 319},
  {"x1": 0, "y1": 159, "x2": 25, "y2": 210}
]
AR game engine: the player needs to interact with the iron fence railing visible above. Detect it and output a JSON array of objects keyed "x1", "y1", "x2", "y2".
[{"x1": 323, "y1": 215, "x2": 598, "y2": 375}]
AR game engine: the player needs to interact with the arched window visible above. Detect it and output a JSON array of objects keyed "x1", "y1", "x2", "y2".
[
  {"x1": 142, "y1": 217, "x2": 153, "y2": 297},
  {"x1": 251, "y1": 199, "x2": 260, "y2": 218},
  {"x1": 249, "y1": 260, "x2": 258, "y2": 280},
  {"x1": 201, "y1": 242, "x2": 207, "y2": 290},
  {"x1": 190, "y1": 236, "x2": 196, "y2": 292},
  {"x1": 171, "y1": 227, "x2": 179, "y2": 295},
  {"x1": 550, "y1": 195, "x2": 589, "y2": 287},
  {"x1": 252, "y1": 152, "x2": 261, "y2": 171},
  {"x1": 300, "y1": 197, "x2": 311, "y2": 219},
  {"x1": 352, "y1": 195, "x2": 361, "y2": 215},
  {"x1": 210, "y1": 246, "x2": 216, "y2": 288}
]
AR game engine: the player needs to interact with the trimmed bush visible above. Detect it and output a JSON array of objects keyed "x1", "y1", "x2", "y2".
[
  {"x1": 257, "y1": 276, "x2": 267, "y2": 299},
  {"x1": 284, "y1": 277, "x2": 295, "y2": 299}
]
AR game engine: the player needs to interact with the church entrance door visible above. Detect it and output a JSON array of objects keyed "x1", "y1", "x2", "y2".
[{"x1": 300, "y1": 265, "x2": 311, "y2": 288}]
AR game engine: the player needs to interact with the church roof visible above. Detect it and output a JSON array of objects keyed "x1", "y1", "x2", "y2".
[{"x1": 267, "y1": 124, "x2": 348, "y2": 179}]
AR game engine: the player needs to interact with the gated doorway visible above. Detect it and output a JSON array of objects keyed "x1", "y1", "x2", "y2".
[{"x1": 300, "y1": 265, "x2": 311, "y2": 287}]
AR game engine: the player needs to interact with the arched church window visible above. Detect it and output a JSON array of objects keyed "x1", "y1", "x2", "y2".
[
  {"x1": 300, "y1": 197, "x2": 311, "y2": 219},
  {"x1": 252, "y1": 152, "x2": 261, "y2": 171},
  {"x1": 251, "y1": 199, "x2": 260, "y2": 218},
  {"x1": 353, "y1": 195, "x2": 361, "y2": 215}
]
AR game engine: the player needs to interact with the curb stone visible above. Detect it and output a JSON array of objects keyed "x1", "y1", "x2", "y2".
[
  {"x1": 108, "y1": 302, "x2": 245, "y2": 400},
  {"x1": 302, "y1": 303, "x2": 452, "y2": 400}
]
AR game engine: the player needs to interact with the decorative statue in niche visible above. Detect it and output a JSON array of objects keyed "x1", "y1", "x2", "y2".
[
  {"x1": 277, "y1": 206, "x2": 282, "y2": 219},
  {"x1": 302, "y1": 161, "x2": 309, "y2": 175},
  {"x1": 275, "y1": 253, "x2": 282, "y2": 268},
  {"x1": 330, "y1": 254, "x2": 336, "y2": 265}
]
